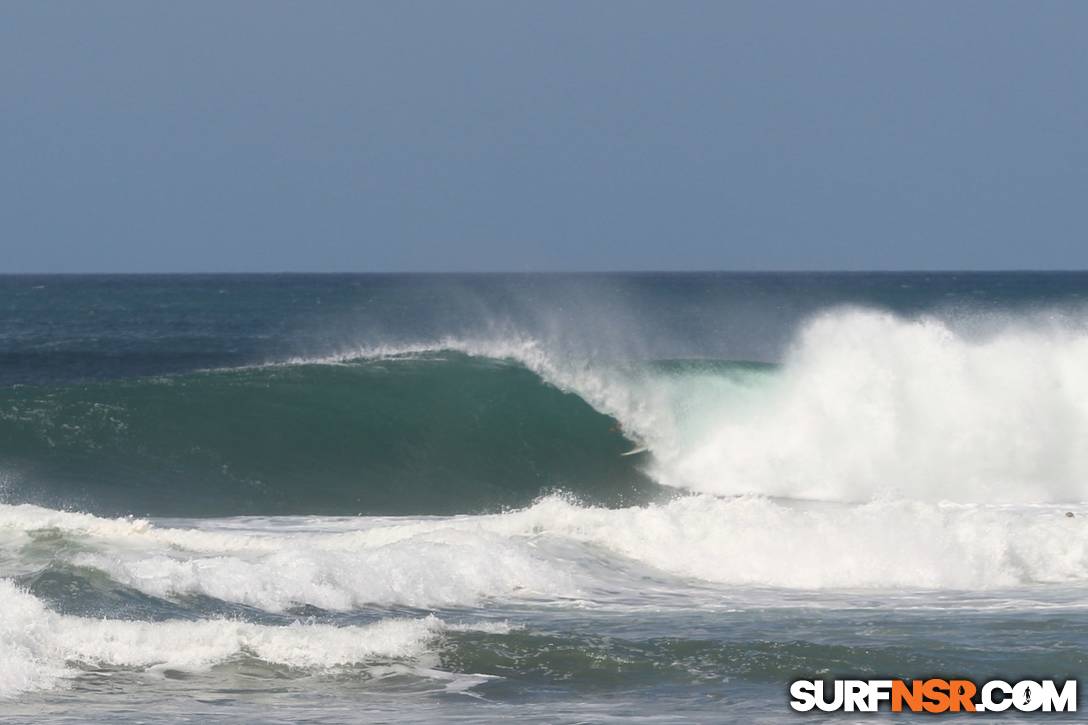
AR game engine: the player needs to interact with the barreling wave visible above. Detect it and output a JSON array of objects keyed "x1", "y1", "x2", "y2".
[
  {"x1": 435, "y1": 310, "x2": 1088, "y2": 506},
  {"x1": 4, "y1": 307, "x2": 1088, "y2": 518},
  {"x1": 0, "y1": 351, "x2": 662, "y2": 517}
]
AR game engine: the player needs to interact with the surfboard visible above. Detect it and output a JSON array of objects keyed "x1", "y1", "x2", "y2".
[{"x1": 620, "y1": 446, "x2": 649, "y2": 457}]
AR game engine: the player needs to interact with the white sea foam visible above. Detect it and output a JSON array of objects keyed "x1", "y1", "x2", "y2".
[
  {"x1": 641, "y1": 309, "x2": 1088, "y2": 504},
  {"x1": 2, "y1": 494, "x2": 1086, "y2": 614},
  {"x1": 0, "y1": 502, "x2": 578, "y2": 611},
  {"x1": 0, "y1": 577, "x2": 470, "y2": 700},
  {"x1": 504, "y1": 495, "x2": 1088, "y2": 589},
  {"x1": 73, "y1": 526, "x2": 574, "y2": 611}
]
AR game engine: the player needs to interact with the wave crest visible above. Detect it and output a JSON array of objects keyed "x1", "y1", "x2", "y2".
[{"x1": 0, "y1": 576, "x2": 497, "y2": 699}]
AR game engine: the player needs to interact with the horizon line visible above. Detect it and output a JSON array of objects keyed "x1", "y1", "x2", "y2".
[{"x1": 3, "y1": 269, "x2": 1088, "y2": 277}]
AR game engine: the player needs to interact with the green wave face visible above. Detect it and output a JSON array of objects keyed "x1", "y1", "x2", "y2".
[{"x1": 0, "y1": 352, "x2": 659, "y2": 517}]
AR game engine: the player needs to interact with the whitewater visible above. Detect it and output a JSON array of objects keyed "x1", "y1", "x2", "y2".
[{"x1": 2, "y1": 273, "x2": 1087, "y2": 722}]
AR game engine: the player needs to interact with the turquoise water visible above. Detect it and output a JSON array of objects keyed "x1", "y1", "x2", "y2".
[{"x1": 1, "y1": 273, "x2": 1087, "y2": 722}]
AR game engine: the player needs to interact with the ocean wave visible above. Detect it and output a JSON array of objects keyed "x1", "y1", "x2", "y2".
[
  {"x1": 0, "y1": 577, "x2": 508, "y2": 700},
  {"x1": 259, "y1": 309, "x2": 1088, "y2": 505},
  {"x1": 5, "y1": 307, "x2": 1088, "y2": 520},
  {"x1": 3, "y1": 495, "x2": 1086, "y2": 615},
  {"x1": 0, "y1": 351, "x2": 659, "y2": 516}
]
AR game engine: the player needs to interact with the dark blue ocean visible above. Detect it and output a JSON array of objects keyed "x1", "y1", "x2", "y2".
[{"x1": 1, "y1": 273, "x2": 1086, "y2": 722}]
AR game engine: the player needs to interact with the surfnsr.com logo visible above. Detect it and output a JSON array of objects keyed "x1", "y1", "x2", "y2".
[{"x1": 789, "y1": 679, "x2": 1077, "y2": 713}]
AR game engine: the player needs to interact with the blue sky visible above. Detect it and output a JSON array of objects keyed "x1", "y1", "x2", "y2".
[{"x1": 2, "y1": 1, "x2": 1086, "y2": 272}]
